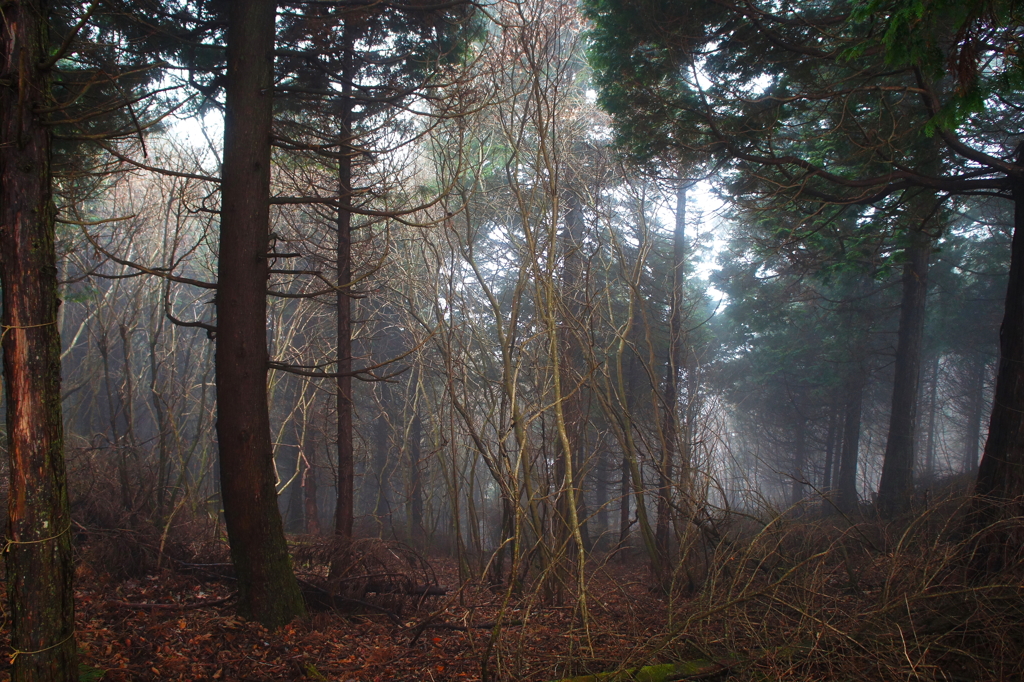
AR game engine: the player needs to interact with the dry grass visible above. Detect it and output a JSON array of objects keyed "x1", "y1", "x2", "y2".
[{"x1": 639, "y1": 494, "x2": 1024, "y2": 681}]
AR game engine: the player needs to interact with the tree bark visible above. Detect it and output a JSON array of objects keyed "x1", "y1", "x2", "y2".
[
  {"x1": 877, "y1": 230, "x2": 931, "y2": 516},
  {"x1": 970, "y1": 149, "x2": 1024, "y2": 557},
  {"x1": 217, "y1": 0, "x2": 305, "y2": 628},
  {"x1": 1, "y1": 2, "x2": 79, "y2": 678},
  {"x1": 333, "y1": 26, "x2": 356, "y2": 542}
]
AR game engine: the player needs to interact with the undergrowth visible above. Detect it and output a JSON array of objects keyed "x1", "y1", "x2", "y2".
[
  {"x1": 6, "y1": 471, "x2": 1022, "y2": 681},
  {"x1": 611, "y1": 495, "x2": 1024, "y2": 681}
]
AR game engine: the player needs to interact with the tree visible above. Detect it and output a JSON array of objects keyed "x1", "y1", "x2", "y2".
[
  {"x1": 971, "y1": 147, "x2": 1024, "y2": 555},
  {"x1": 859, "y1": 0, "x2": 1024, "y2": 531},
  {"x1": 925, "y1": 205, "x2": 1009, "y2": 478},
  {"x1": 586, "y1": 0, "x2": 1024, "y2": 519},
  {"x1": 216, "y1": 0, "x2": 306, "y2": 627},
  {"x1": 271, "y1": 0, "x2": 477, "y2": 541},
  {"x1": 655, "y1": 182, "x2": 690, "y2": 573},
  {"x1": 877, "y1": 189, "x2": 941, "y2": 515},
  {"x1": 1, "y1": 0, "x2": 78, "y2": 678}
]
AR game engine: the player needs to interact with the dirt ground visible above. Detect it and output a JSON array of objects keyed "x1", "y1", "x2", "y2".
[{"x1": 0, "y1": 552, "x2": 677, "y2": 682}]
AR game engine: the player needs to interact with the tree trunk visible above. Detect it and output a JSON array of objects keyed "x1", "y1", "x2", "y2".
[
  {"x1": 877, "y1": 230, "x2": 931, "y2": 516},
  {"x1": 837, "y1": 374, "x2": 865, "y2": 514},
  {"x1": 217, "y1": 0, "x2": 305, "y2": 628},
  {"x1": 299, "y1": 401, "x2": 321, "y2": 535},
  {"x1": 409, "y1": 409, "x2": 424, "y2": 539},
  {"x1": 923, "y1": 355, "x2": 940, "y2": 482},
  {"x1": 99, "y1": 330, "x2": 132, "y2": 509},
  {"x1": 556, "y1": 189, "x2": 589, "y2": 555},
  {"x1": 618, "y1": 452, "x2": 631, "y2": 550},
  {"x1": 303, "y1": 457, "x2": 322, "y2": 536},
  {"x1": 149, "y1": 312, "x2": 171, "y2": 518},
  {"x1": 790, "y1": 419, "x2": 807, "y2": 508},
  {"x1": 595, "y1": 446, "x2": 609, "y2": 544},
  {"x1": 822, "y1": 400, "x2": 837, "y2": 491},
  {"x1": 333, "y1": 27, "x2": 356, "y2": 542},
  {"x1": 283, "y1": 417, "x2": 305, "y2": 533},
  {"x1": 962, "y1": 354, "x2": 986, "y2": 475},
  {"x1": 656, "y1": 183, "x2": 688, "y2": 572},
  {"x1": 970, "y1": 151, "x2": 1024, "y2": 555},
  {"x1": 372, "y1": 383, "x2": 393, "y2": 533},
  {"x1": 1, "y1": 2, "x2": 79, "y2": 678}
]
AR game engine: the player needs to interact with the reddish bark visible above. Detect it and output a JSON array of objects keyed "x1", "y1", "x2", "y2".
[{"x1": 0, "y1": 1, "x2": 78, "y2": 678}]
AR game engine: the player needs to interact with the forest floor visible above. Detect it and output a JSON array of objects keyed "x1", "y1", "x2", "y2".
[
  {"x1": 2, "y1": 502, "x2": 1023, "y2": 681},
  {"x1": 0, "y1": 549, "x2": 682, "y2": 682}
]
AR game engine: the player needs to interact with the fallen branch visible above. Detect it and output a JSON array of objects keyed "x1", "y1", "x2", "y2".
[
  {"x1": 296, "y1": 578, "x2": 403, "y2": 624},
  {"x1": 422, "y1": 620, "x2": 524, "y2": 631},
  {"x1": 107, "y1": 594, "x2": 236, "y2": 611},
  {"x1": 363, "y1": 582, "x2": 447, "y2": 596}
]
